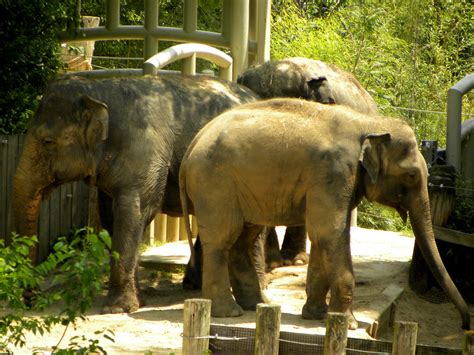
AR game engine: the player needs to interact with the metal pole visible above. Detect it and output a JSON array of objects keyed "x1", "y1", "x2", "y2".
[
  {"x1": 106, "y1": 0, "x2": 120, "y2": 31},
  {"x1": 182, "y1": 0, "x2": 198, "y2": 75},
  {"x1": 446, "y1": 74, "x2": 474, "y2": 172},
  {"x1": 144, "y1": 0, "x2": 159, "y2": 61},
  {"x1": 257, "y1": 0, "x2": 271, "y2": 64},
  {"x1": 248, "y1": 0, "x2": 258, "y2": 66},
  {"x1": 183, "y1": 0, "x2": 198, "y2": 33},
  {"x1": 229, "y1": 0, "x2": 249, "y2": 80}
]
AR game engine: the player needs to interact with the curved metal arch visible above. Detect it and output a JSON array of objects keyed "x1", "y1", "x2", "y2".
[{"x1": 143, "y1": 43, "x2": 233, "y2": 80}]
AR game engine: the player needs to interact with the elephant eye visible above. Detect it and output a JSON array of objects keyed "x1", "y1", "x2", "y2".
[
  {"x1": 404, "y1": 170, "x2": 419, "y2": 184},
  {"x1": 43, "y1": 137, "x2": 56, "y2": 148}
]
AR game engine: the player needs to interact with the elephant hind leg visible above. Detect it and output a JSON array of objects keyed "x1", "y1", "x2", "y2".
[
  {"x1": 229, "y1": 225, "x2": 268, "y2": 310},
  {"x1": 198, "y1": 209, "x2": 245, "y2": 318}
]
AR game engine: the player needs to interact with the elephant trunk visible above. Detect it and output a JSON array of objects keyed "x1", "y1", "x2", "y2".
[
  {"x1": 409, "y1": 193, "x2": 471, "y2": 330},
  {"x1": 13, "y1": 145, "x2": 51, "y2": 263}
]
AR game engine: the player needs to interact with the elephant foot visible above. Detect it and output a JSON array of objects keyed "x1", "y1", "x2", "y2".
[
  {"x1": 102, "y1": 291, "x2": 140, "y2": 314},
  {"x1": 235, "y1": 291, "x2": 267, "y2": 311},
  {"x1": 346, "y1": 312, "x2": 358, "y2": 330},
  {"x1": 266, "y1": 250, "x2": 284, "y2": 270},
  {"x1": 281, "y1": 250, "x2": 309, "y2": 266},
  {"x1": 211, "y1": 297, "x2": 244, "y2": 318},
  {"x1": 302, "y1": 303, "x2": 358, "y2": 329},
  {"x1": 302, "y1": 302, "x2": 328, "y2": 320}
]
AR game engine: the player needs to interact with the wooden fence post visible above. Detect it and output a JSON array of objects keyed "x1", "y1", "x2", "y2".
[
  {"x1": 463, "y1": 331, "x2": 474, "y2": 355},
  {"x1": 166, "y1": 216, "x2": 180, "y2": 242},
  {"x1": 182, "y1": 298, "x2": 211, "y2": 355},
  {"x1": 392, "y1": 321, "x2": 418, "y2": 355},
  {"x1": 254, "y1": 303, "x2": 281, "y2": 355},
  {"x1": 324, "y1": 312, "x2": 348, "y2": 355}
]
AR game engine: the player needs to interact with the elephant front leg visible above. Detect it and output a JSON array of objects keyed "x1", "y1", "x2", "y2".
[
  {"x1": 265, "y1": 227, "x2": 284, "y2": 269},
  {"x1": 229, "y1": 225, "x2": 268, "y2": 310},
  {"x1": 281, "y1": 225, "x2": 309, "y2": 266},
  {"x1": 102, "y1": 193, "x2": 145, "y2": 314},
  {"x1": 302, "y1": 243, "x2": 329, "y2": 319},
  {"x1": 304, "y1": 204, "x2": 358, "y2": 329}
]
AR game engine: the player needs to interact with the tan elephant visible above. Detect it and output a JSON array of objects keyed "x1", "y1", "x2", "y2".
[
  {"x1": 180, "y1": 98, "x2": 470, "y2": 330},
  {"x1": 236, "y1": 57, "x2": 378, "y2": 269}
]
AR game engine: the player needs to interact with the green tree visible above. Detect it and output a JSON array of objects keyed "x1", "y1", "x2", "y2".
[
  {"x1": 270, "y1": 0, "x2": 473, "y2": 144},
  {"x1": 0, "y1": 0, "x2": 76, "y2": 134}
]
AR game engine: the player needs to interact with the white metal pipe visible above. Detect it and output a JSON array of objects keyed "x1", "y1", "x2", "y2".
[
  {"x1": 143, "y1": 43, "x2": 232, "y2": 80},
  {"x1": 257, "y1": 0, "x2": 271, "y2": 64}
]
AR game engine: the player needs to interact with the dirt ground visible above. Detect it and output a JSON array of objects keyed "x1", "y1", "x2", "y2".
[{"x1": 8, "y1": 227, "x2": 474, "y2": 354}]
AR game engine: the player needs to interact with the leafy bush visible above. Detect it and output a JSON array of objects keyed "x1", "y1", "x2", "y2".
[
  {"x1": 0, "y1": 228, "x2": 117, "y2": 353},
  {"x1": 357, "y1": 199, "x2": 412, "y2": 234}
]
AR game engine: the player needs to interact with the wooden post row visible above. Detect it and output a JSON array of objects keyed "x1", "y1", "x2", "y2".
[
  {"x1": 182, "y1": 299, "x2": 211, "y2": 355},
  {"x1": 324, "y1": 312, "x2": 348, "y2": 355},
  {"x1": 392, "y1": 321, "x2": 418, "y2": 355},
  {"x1": 464, "y1": 331, "x2": 474, "y2": 355},
  {"x1": 255, "y1": 304, "x2": 281, "y2": 355}
]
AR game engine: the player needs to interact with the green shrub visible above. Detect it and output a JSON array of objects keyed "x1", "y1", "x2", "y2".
[{"x1": 0, "y1": 228, "x2": 117, "y2": 353}]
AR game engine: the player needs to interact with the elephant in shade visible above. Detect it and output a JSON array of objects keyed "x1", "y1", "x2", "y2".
[
  {"x1": 237, "y1": 57, "x2": 378, "y2": 269},
  {"x1": 179, "y1": 98, "x2": 470, "y2": 330},
  {"x1": 13, "y1": 74, "x2": 259, "y2": 314}
]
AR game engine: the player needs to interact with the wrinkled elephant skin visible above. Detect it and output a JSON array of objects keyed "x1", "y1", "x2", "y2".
[
  {"x1": 13, "y1": 75, "x2": 258, "y2": 314},
  {"x1": 180, "y1": 98, "x2": 470, "y2": 330}
]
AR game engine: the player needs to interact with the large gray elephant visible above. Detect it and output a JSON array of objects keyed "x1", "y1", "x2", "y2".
[
  {"x1": 237, "y1": 57, "x2": 378, "y2": 269},
  {"x1": 237, "y1": 57, "x2": 378, "y2": 114},
  {"x1": 13, "y1": 74, "x2": 259, "y2": 314},
  {"x1": 179, "y1": 98, "x2": 470, "y2": 330}
]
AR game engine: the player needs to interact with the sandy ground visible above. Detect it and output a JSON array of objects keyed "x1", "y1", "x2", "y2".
[{"x1": 6, "y1": 227, "x2": 473, "y2": 354}]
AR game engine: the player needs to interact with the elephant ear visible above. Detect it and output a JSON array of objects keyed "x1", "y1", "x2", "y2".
[
  {"x1": 359, "y1": 133, "x2": 391, "y2": 184},
  {"x1": 307, "y1": 76, "x2": 336, "y2": 104},
  {"x1": 80, "y1": 95, "x2": 109, "y2": 144}
]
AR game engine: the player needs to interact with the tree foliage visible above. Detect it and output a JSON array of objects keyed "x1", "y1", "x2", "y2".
[
  {"x1": 0, "y1": 0, "x2": 77, "y2": 134},
  {"x1": 1, "y1": 0, "x2": 470, "y2": 137},
  {"x1": 271, "y1": 0, "x2": 472, "y2": 231},
  {"x1": 271, "y1": 0, "x2": 473, "y2": 146}
]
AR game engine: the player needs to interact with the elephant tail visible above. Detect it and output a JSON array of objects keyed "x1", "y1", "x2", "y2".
[{"x1": 179, "y1": 161, "x2": 195, "y2": 268}]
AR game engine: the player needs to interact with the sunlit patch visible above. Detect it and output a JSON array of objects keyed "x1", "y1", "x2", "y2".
[
  {"x1": 205, "y1": 80, "x2": 242, "y2": 102},
  {"x1": 275, "y1": 63, "x2": 291, "y2": 73}
]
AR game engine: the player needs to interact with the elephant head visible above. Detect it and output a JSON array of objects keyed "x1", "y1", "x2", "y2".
[
  {"x1": 13, "y1": 93, "x2": 109, "y2": 262},
  {"x1": 306, "y1": 76, "x2": 335, "y2": 104},
  {"x1": 359, "y1": 124, "x2": 471, "y2": 329}
]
